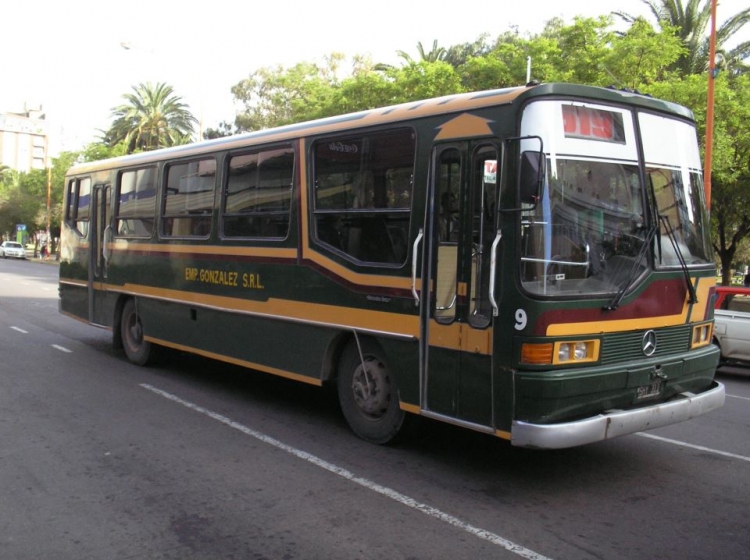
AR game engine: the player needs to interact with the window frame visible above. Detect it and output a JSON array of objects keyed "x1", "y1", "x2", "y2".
[
  {"x1": 310, "y1": 127, "x2": 416, "y2": 267},
  {"x1": 65, "y1": 176, "x2": 92, "y2": 238},
  {"x1": 160, "y1": 156, "x2": 218, "y2": 239},
  {"x1": 114, "y1": 165, "x2": 158, "y2": 239},
  {"x1": 221, "y1": 143, "x2": 295, "y2": 240}
]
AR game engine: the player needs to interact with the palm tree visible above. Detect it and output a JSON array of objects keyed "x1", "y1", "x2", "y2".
[
  {"x1": 0, "y1": 165, "x2": 12, "y2": 189},
  {"x1": 106, "y1": 82, "x2": 198, "y2": 154},
  {"x1": 617, "y1": 0, "x2": 750, "y2": 74},
  {"x1": 396, "y1": 40, "x2": 448, "y2": 65},
  {"x1": 0, "y1": 166, "x2": 22, "y2": 192}
]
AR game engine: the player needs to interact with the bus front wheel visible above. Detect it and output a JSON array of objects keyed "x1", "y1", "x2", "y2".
[
  {"x1": 120, "y1": 299, "x2": 154, "y2": 366},
  {"x1": 337, "y1": 339, "x2": 405, "y2": 444}
]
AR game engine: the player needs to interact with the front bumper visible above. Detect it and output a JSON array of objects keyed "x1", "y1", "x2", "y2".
[{"x1": 511, "y1": 381, "x2": 725, "y2": 449}]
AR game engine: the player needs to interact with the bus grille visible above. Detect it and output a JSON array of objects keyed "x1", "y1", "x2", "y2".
[{"x1": 600, "y1": 326, "x2": 691, "y2": 365}]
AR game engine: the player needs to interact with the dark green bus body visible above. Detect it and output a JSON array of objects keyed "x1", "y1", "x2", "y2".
[{"x1": 60, "y1": 83, "x2": 724, "y2": 448}]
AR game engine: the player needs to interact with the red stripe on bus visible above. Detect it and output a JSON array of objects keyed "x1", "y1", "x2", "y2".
[{"x1": 533, "y1": 279, "x2": 688, "y2": 335}]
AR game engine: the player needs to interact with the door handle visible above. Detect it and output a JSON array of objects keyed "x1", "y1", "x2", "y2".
[
  {"x1": 489, "y1": 229, "x2": 502, "y2": 316},
  {"x1": 411, "y1": 228, "x2": 423, "y2": 306},
  {"x1": 102, "y1": 225, "x2": 113, "y2": 263}
]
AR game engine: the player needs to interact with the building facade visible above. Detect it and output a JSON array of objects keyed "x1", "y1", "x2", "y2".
[{"x1": 0, "y1": 108, "x2": 48, "y2": 172}]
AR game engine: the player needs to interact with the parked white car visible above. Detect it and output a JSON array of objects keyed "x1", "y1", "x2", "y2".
[
  {"x1": 0, "y1": 241, "x2": 26, "y2": 259},
  {"x1": 713, "y1": 286, "x2": 750, "y2": 364}
]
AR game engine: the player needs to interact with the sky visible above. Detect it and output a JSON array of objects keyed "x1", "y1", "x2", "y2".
[{"x1": 2, "y1": 0, "x2": 748, "y2": 156}]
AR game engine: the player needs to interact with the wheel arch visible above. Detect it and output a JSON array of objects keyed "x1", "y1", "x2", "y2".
[{"x1": 320, "y1": 331, "x2": 391, "y2": 383}]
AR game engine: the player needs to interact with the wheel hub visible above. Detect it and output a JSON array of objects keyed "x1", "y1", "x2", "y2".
[{"x1": 351, "y1": 357, "x2": 390, "y2": 419}]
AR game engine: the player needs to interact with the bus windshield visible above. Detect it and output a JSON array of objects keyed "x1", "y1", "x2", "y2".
[{"x1": 520, "y1": 101, "x2": 712, "y2": 297}]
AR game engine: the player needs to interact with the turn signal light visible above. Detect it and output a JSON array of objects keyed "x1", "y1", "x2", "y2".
[{"x1": 521, "y1": 343, "x2": 554, "y2": 364}]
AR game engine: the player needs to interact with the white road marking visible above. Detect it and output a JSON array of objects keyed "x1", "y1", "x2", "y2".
[
  {"x1": 10, "y1": 326, "x2": 28, "y2": 334},
  {"x1": 140, "y1": 383, "x2": 554, "y2": 560},
  {"x1": 51, "y1": 345, "x2": 72, "y2": 353},
  {"x1": 636, "y1": 432, "x2": 750, "y2": 462},
  {"x1": 727, "y1": 393, "x2": 750, "y2": 402}
]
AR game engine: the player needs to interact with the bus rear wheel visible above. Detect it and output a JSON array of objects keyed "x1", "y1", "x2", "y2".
[
  {"x1": 120, "y1": 299, "x2": 155, "y2": 366},
  {"x1": 337, "y1": 339, "x2": 405, "y2": 444}
]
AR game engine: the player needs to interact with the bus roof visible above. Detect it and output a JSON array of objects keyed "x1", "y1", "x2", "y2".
[{"x1": 68, "y1": 82, "x2": 695, "y2": 175}]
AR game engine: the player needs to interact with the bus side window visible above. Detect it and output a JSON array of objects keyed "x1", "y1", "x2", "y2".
[
  {"x1": 312, "y1": 129, "x2": 415, "y2": 266},
  {"x1": 223, "y1": 146, "x2": 294, "y2": 240},
  {"x1": 115, "y1": 167, "x2": 157, "y2": 238},
  {"x1": 66, "y1": 177, "x2": 91, "y2": 237},
  {"x1": 162, "y1": 158, "x2": 216, "y2": 238}
]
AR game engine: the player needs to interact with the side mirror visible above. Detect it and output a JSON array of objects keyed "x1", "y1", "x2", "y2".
[
  {"x1": 501, "y1": 135, "x2": 544, "y2": 213},
  {"x1": 520, "y1": 150, "x2": 543, "y2": 205}
]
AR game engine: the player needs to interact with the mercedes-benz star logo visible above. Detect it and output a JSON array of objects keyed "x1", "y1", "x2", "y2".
[{"x1": 642, "y1": 330, "x2": 657, "y2": 356}]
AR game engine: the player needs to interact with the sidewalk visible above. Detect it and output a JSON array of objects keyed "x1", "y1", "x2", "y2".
[{"x1": 29, "y1": 255, "x2": 60, "y2": 266}]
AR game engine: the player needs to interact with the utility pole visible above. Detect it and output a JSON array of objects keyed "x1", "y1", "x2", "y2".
[{"x1": 704, "y1": 0, "x2": 719, "y2": 210}]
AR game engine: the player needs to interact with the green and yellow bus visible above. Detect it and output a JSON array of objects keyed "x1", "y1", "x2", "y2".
[{"x1": 59, "y1": 83, "x2": 724, "y2": 448}]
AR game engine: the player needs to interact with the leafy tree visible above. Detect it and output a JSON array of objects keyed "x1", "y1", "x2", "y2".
[
  {"x1": 457, "y1": 31, "x2": 533, "y2": 89},
  {"x1": 456, "y1": 17, "x2": 681, "y2": 90},
  {"x1": 325, "y1": 70, "x2": 399, "y2": 115},
  {"x1": 106, "y1": 82, "x2": 197, "y2": 153},
  {"x1": 0, "y1": 169, "x2": 47, "y2": 241},
  {"x1": 443, "y1": 34, "x2": 493, "y2": 68},
  {"x1": 617, "y1": 0, "x2": 750, "y2": 75},
  {"x1": 80, "y1": 141, "x2": 128, "y2": 162},
  {"x1": 545, "y1": 16, "x2": 616, "y2": 85},
  {"x1": 603, "y1": 18, "x2": 684, "y2": 88},
  {"x1": 389, "y1": 60, "x2": 464, "y2": 102},
  {"x1": 232, "y1": 62, "x2": 334, "y2": 132},
  {"x1": 203, "y1": 121, "x2": 237, "y2": 139}
]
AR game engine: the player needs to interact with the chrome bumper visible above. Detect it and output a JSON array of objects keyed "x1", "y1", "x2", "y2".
[{"x1": 511, "y1": 381, "x2": 725, "y2": 449}]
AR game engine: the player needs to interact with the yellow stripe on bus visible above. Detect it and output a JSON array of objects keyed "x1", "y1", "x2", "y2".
[
  {"x1": 145, "y1": 336, "x2": 323, "y2": 386},
  {"x1": 428, "y1": 321, "x2": 493, "y2": 355},
  {"x1": 688, "y1": 277, "x2": 715, "y2": 322},
  {"x1": 110, "y1": 242, "x2": 298, "y2": 260},
  {"x1": 118, "y1": 283, "x2": 420, "y2": 338}
]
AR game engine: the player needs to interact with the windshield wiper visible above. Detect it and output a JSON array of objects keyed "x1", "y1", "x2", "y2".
[
  {"x1": 603, "y1": 224, "x2": 657, "y2": 311},
  {"x1": 659, "y1": 215, "x2": 698, "y2": 305}
]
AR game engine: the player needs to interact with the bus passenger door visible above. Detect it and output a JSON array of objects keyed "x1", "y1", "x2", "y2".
[
  {"x1": 89, "y1": 183, "x2": 112, "y2": 326},
  {"x1": 420, "y1": 143, "x2": 500, "y2": 428}
]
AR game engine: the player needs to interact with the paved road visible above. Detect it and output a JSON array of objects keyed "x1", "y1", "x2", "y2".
[{"x1": 1, "y1": 259, "x2": 748, "y2": 559}]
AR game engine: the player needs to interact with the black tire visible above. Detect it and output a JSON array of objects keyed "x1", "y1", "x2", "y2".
[
  {"x1": 337, "y1": 339, "x2": 405, "y2": 444},
  {"x1": 120, "y1": 299, "x2": 155, "y2": 366}
]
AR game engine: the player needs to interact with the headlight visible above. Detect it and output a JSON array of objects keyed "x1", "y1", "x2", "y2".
[
  {"x1": 554, "y1": 340, "x2": 599, "y2": 365},
  {"x1": 521, "y1": 340, "x2": 600, "y2": 365},
  {"x1": 691, "y1": 323, "x2": 713, "y2": 348}
]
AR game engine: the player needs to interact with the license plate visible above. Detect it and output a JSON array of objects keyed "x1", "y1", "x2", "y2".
[{"x1": 636, "y1": 378, "x2": 663, "y2": 400}]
